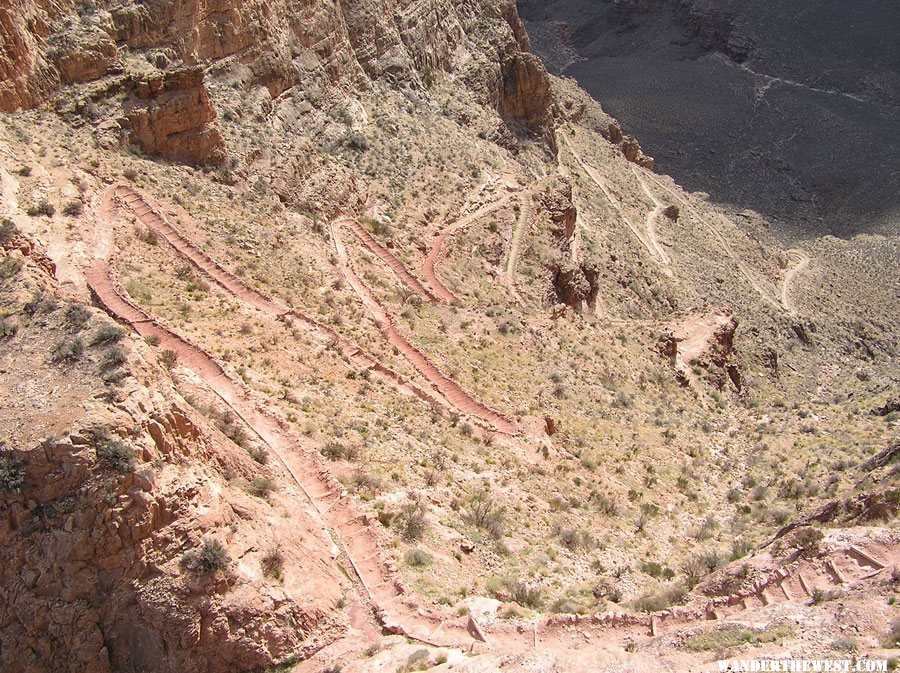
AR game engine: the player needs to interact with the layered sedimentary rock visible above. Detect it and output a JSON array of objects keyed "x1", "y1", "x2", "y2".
[{"x1": 125, "y1": 67, "x2": 226, "y2": 166}]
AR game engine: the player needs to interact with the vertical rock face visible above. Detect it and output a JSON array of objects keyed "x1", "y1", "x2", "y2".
[
  {"x1": 498, "y1": 51, "x2": 554, "y2": 134},
  {"x1": 552, "y1": 262, "x2": 599, "y2": 312},
  {"x1": 125, "y1": 67, "x2": 226, "y2": 166}
]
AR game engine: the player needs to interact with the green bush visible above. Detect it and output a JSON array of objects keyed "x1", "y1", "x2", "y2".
[
  {"x1": 0, "y1": 218, "x2": 15, "y2": 245},
  {"x1": 682, "y1": 624, "x2": 793, "y2": 652},
  {"x1": 632, "y1": 585, "x2": 688, "y2": 612},
  {"x1": 90, "y1": 324, "x2": 125, "y2": 346},
  {"x1": 395, "y1": 500, "x2": 428, "y2": 541},
  {"x1": 50, "y1": 337, "x2": 84, "y2": 363},
  {"x1": 96, "y1": 439, "x2": 135, "y2": 472},
  {"x1": 504, "y1": 578, "x2": 543, "y2": 608},
  {"x1": 26, "y1": 200, "x2": 55, "y2": 217},
  {"x1": 100, "y1": 346, "x2": 127, "y2": 372},
  {"x1": 62, "y1": 200, "x2": 84, "y2": 217},
  {"x1": 247, "y1": 476, "x2": 276, "y2": 499},
  {"x1": 0, "y1": 255, "x2": 22, "y2": 280},
  {"x1": 0, "y1": 456, "x2": 26, "y2": 492},
  {"x1": 64, "y1": 304, "x2": 92, "y2": 331},
  {"x1": 261, "y1": 547, "x2": 285, "y2": 579},
  {"x1": 463, "y1": 490, "x2": 506, "y2": 539},
  {"x1": 404, "y1": 548, "x2": 433, "y2": 568},
  {"x1": 181, "y1": 538, "x2": 230, "y2": 574}
]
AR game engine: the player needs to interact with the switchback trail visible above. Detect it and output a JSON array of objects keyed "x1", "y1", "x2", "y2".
[
  {"x1": 113, "y1": 185, "x2": 449, "y2": 414},
  {"x1": 504, "y1": 192, "x2": 531, "y2": 302},
  {"x1": 332, "y1": 218, "x2": 517, "y2": 435},
  {"x1": 87, "y1": 186, "x2": 897, "y2": 660},
  {"x1": 630, "y1": 163, "x2": 672, "y2": 271},
  {"x1": 781, "y1": 248, "x2": 810, "y2": 316},
  {"x1": 344, "y1": 219, "x2": 437, "y2": 304},
  {"x1": 643, "y1": 173, "x2": 785, "y2": 310},
  {"x1": 560, "y1": 131, "x2": 666, "y2": 268},
  {"x1": 422, "y1": 179, "x2": 519, "y2": 304}
]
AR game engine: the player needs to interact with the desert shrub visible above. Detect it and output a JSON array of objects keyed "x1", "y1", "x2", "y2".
[
  {"x1": 90, "y1": 324, "x2": 125, "y2": 346},
  {"x1": 160, "y1": 349, "x2": 178, "y2": 369},
  {"x1": 24, "y1": 291, "x2": 58, "y2": 316},
  {"x1": 50, "y1": 337, "x2": 84, "y2": 363},
  {"x1": 830, "y1": 636, "x2": 857, "y2": 653},
  {"x1": 26, "y1": 200, "x2": 55, "y2": 217},
  {"x1": 811, "y1": 587, "x2": 842, "y2": 605},
  {"x1": 773, "y1": 526, "x2": 824, "y2": 558},
  {"x1": 0, "y1": 254, "x2": 22, "y2": 280},
  {"x1": 62, "y1": 200, "x2": 83, "y2": 217},
  {"x1": 135, "y1": 226, "x2": 158, "y2": 246},
  {"x1": 181, "y1": 538, "x2": 230, "y2": 574},
  {"x1": 96, "y1": 439, "x2": 135, "y2": 472},
  {"x1": 462, "y1": 490, "x2": 505, "y2": 539},
  {"x1": 17, "y1": 166, "x2": 31, "y2": 177},
  {"x1": 395, "y1": 500, "x2": 428, "y2": 541},
  {"x1": 884, "y1": 618, "x2": 900, "y2": 648},
  {"x1": 504, "y1": 578, "x2": 543, "y2": 608},
  {"x1": 404, "y1": 548, "x2": 432, "y2": 568},
  {"x1": 682, "y1": 624, "x2": 793, "y2": 652},
  {"x1": 100, "y1": 346, "x2": 127, "y2": 372},
  {"x1": 247, "y1": 476, "x2": 276, "y2": 499},
  {"x1": 216, "y1": 412, "x2": 249, "y2": 448},
  {"x1": 145, "y1": 334, "x2": 161, "y2": 346},
  {"x1": 261, "y1": 547, "x2": 284, "y2": 579},
  {"x1": 0, "y1": 317, "x2": 17, "y2": 339},
  {"x1": 590, "y1": 491, "x2": 619, "y2": 516},
  {"x1": 397, "y1": 649, "x2": 430, "y2": 673},
  {"x1": 641, "y1": 561, "x2": 676, "y2": 580},
  {"x1": 342, "y1": 130, "x2": 369, "y2": 151},
  {"x1": 554, "y1": 523, "x2": 595, "y2": 551},
  {"x1": 0, "y1": 456, "x2": 26, "y2": 492},
  {"x1": 123, "y1": 168, "x2": 138, "y2": 181},
  {"x1": 322, "y1": 441, "x2": 359, "y2": 461},
  {"x1": 730, "y1": 539, "x2": 753, "y2": 560},
  {"x1": 64, "y1": 304, "x2": 91, "y2": 331},
  {"x1": 632, "y1": 585, "x2": 687, "y2": 612},
  {"x1": 248, "y1": 446, "x2": 268, "y2": 464},
  {"x1": 593, "y1": 580, "x2": 623, "y2": 603},
  {"x1": 0, "y1": 218, "x2": 15, "y2": 244}
]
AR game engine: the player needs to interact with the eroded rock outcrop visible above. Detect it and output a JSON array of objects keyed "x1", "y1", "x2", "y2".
[
  {"x1": 498, "y1": 51, "x2": 555, "y2": 147},
  {"x1": 125, "y1": 67, "x2": 226, "y2": 166},
  {"x1": 552, "y1": 262, "x2": 599, "y2": 313},
  {"x1": 534, "y1": 174, "x2": 576, "y2": 240},
  {"x1": 0, "y1": 398, "x2": 340, "y2": 673}
]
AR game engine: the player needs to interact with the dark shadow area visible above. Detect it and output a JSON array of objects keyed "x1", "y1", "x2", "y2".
[{"x1": 520, "y1": 0, "x2": 900, "y2": 238}]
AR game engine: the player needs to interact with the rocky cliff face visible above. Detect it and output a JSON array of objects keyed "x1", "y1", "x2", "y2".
[
  {"x1": 2, "y1": 0, "x2": 557, "y2": 154},
  {"x1": 125, "y1": 67, "x2": 226, "y2": 166}
]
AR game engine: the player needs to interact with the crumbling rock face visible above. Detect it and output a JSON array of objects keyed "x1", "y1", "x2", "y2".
[
  {"x1": 0, "y1": 390, "x2": 340, "y2": 673},
  {"x1": 125, "y1": 67, "x2": 226, "y2": 166},
  {"x1": 0, "y1": 0, "x2": 71, "y2": 111},
  {"x1": 658, "y1": 308, "x2": 742, "y2": 392},
  {"x1": 552, "y1": 262, "x2": 599, "y2": 313},
  {"x1": 534, "y1": 174, "x2": 576, "y2": 240},
  {"x1": 51, "y1": 30, "x2": 118, "y2": 84},
  {"x1": 497, "y1": 51, "x2": 557, "y2": 152},
  {"x1": 621, "y1": 134, "x2": 653, "y2": 169}
]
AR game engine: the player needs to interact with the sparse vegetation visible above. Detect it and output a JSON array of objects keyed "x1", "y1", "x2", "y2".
[
  {"x1": 26, "y1": 200, "x2": 55, "y2": 217},
  {"x1": 462, "y1": 489, "x2": 505, "y2": 539},
  {"x1": 682, "y1": 624, "x2": 793, "y2": 652},
  {"x1": 50, "y1": 337, "x2": 84, "y2": 363},
  {"x1": 181, "y1": 538, "x2": 230, "y2": 574},
  {"x1": 404, "y1": 548, "x2": 432, "y2": 568},
  {"x1": 0, "y1": 456, "x2": 26, "y2": 492},
  {"x1": 90, "y1": 324, "x2": 125, "y2": 346},
  {"x1": 261, "y1": 547, "x2": 285, "y2": 579},
  {"x1": 96, "y1": 439, "x2": 135, "y2": 473}
]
